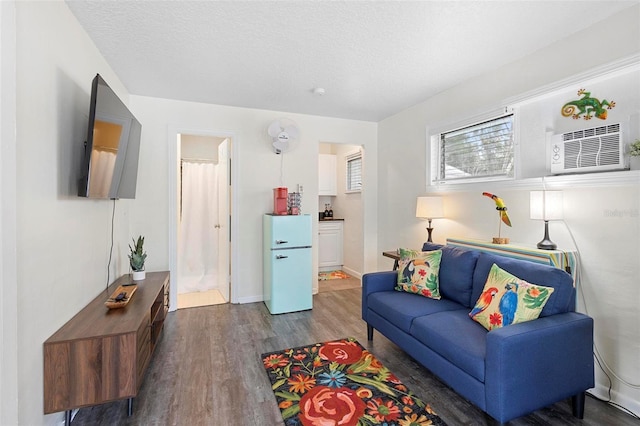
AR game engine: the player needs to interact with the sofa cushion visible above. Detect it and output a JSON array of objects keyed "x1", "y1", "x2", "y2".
[
  {"x1": 470, "y1": 264, "x2": 555, "y2": 330},
  {"x1": 396, "y1": 248, "x2": 442, "y2": 300},
  {"x1": 471, "y1": 253, "x2": 575, "y2": 317},
  {"x1": 367, "y1": 291, "x2": 465, "y2": 334},
  {"x1": 423, "y1": 243, "x2": 480, "y2": 307},
  {"x1": 410, "y1": 309, "x2": 488, "y2": 382}
]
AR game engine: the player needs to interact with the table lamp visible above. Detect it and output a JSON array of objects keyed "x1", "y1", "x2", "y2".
[
  {"x1": 530, "y1": 190, "x2": 563, "y2": 250},
  {"x1": 416, "y1": 196, "x2": 444, "y2": 243}
]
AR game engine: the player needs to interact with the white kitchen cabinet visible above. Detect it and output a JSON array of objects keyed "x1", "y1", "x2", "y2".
[
  {"x1": 318, "y1": 154, "x2": 337, "y2": 196},
  {"x1": 318, "y1": 221, "x2": 343, "y2": 270}
]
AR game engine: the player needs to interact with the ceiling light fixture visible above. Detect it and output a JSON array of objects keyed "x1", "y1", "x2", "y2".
[{"x1": 313, "y1": 87, "x2": 325, "y2": 96}]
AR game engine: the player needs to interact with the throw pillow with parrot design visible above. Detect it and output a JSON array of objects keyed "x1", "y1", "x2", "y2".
[
  {"x1": 395, "y1": 248, "x2": 442, "y2": 300},
  {"x1": 470, "y1": 264, "x2": 554, "y2": 331}
]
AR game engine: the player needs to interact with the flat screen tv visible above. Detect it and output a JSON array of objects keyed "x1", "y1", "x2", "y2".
[{"x1": 78, "y1": 74, "x2": 142, "y2": 199}]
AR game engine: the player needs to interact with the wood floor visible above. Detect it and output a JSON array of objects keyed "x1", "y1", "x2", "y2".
[{"x1": 72, "y1": 287, "x2": 639, "y2": 426}]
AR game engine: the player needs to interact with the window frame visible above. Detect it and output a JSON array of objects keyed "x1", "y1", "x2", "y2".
[
  {"x1": 345, "y1": 149, "x2": 363, "y2": 193},
  {"x1": 430, "y1": 110, "x2": 517, "y2": 186}
]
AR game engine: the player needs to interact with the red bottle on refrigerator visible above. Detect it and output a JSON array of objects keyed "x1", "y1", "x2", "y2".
[{"x1": 273, "y1": 187, "x2": 288, "y2": 215}]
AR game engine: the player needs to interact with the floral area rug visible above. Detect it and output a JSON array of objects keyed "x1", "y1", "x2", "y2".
[
  {"x1": 318, "y1": 270, "x2": 350, "y2": 280},
  {"x1": 261, "y1": 337, "x2": 447, "y2": 426}
]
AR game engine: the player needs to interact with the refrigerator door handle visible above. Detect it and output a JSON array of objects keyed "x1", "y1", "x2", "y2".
[
  {"x1": 276, "y1": 255, "x2": 288, "y2": 259},
  {"x1": 275, "y1": 240, "x2": 288, "y2": 244}
]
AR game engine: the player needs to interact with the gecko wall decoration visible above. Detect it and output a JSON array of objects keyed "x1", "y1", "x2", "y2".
[{"x1": 561, "y1": 88, "x2": 615, "y2": 120}]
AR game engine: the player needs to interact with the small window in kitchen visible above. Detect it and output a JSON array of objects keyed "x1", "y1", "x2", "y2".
[{"x1": 346, "y1": 150, "x2": 362, "y2": 192}]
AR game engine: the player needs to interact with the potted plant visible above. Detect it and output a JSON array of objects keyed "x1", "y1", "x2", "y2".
[
  {"x1": 129, "y1": 235, "x2": 147, "y2": 281},
  {"x1": 630, "y1": 139, "x2": 640, "y2": 170}
]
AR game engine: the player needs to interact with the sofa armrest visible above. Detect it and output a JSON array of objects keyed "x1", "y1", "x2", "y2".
[
  {"x1": 485, "y1": 312, "x2": 594, "y2": 423},
  {"x1": 363, "y1": 271, "x2": 397, "y2": 294},
  {"x1": 361, "y1": 271, "x2": 397, "y2": 321}
]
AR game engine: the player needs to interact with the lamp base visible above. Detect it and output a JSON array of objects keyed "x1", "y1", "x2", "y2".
[
  {"x1": 426, "y1": 226, "x2": 434, "y2": 243},
  {"x1": 492, "y1": 237, "x2": 509, "y2": 245},
  {"x1": 537, "y1": 239, "x2": 557, "y2": 250},
  {"x1": 537, "y1": 221, "x2": 557, "y2": 250},
  {"x1": 425, "y1": 218, "x2": 436, "y2": 243}
]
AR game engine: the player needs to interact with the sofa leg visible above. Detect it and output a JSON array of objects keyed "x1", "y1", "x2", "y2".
[
  {"x1": 367, "y1": 324, "x2": 373, "y2": 341},
  {"x1": 572, "y1": 392, "x2": 586, "y2": 419}
]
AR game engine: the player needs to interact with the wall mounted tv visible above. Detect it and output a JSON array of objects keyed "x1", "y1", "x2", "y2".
[{"x1": 78, "y1": 74, "x2": 142, "y2": 199}]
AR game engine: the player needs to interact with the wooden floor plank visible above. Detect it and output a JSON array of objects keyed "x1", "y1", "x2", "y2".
[{"x1": 71, "y1": 288, "x2": 639, "y2": 425}]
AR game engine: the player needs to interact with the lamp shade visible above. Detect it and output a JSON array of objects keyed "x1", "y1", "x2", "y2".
[
  {"x1": 416, "y1": 196, "x2": 444, "y2": 219},
  {"x1": 530, "y1": 191, "x2": 563, "y2": 221}
]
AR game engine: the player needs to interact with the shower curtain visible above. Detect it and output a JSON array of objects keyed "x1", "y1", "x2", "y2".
[
  {"x1": 178, "y1": 161, "x2": 219, "y2": 294},
  {"x1": 88, "y1": 149, "x2": 116, "y2": 198}
]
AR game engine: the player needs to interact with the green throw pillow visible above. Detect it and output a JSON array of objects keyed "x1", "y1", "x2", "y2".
[
  {"x1": 469, "y1": 263, "x2": 554, "y2": 331},
  {"x1": 395, "y1": 248, "x2": 442, "y2": 300}
]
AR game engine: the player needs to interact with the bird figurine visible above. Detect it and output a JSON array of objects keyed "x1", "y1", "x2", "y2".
[
  {"x1": 498, "y1": 282, "x2": 519, "y2": 326},
  {"x1": 483, "y1": 192, "x2": 512, "y2": 227},
  {"x1": 469, "y1": 287, "x2": 498, "y2": 317}
]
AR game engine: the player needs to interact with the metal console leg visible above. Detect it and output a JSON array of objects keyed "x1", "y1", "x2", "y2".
[
  {"x1": 65, "y1": 410, "x2": 72, "y2": 426},
  {"x1": 127, "y1": 398, "x2": 134, "y2": 416}
]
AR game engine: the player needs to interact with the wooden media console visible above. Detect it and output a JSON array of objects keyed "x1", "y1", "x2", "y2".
[{"x1": 43, "y1": 271, "x2": 170, "y2": 423}]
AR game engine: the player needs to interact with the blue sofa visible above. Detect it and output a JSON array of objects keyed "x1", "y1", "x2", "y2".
[{"x1": 362, "y1": 243, "x2": 594, "y2": 424}]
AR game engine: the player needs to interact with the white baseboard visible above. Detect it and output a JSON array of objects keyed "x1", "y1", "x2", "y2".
[
  {"x1": 589, "y1": 384, "x2": 640, "y2": 418},
  {"x1": 341, "y1": 266, "x2": 361, "y2": 279},
  {"x1": 236, "y1": 295, "x2": 264, "y2": 304},
  {"x1": 319, "y1": 265, "x2": 341, "y2": 272}
]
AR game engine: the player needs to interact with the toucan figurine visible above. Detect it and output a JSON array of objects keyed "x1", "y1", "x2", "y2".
[{"x1": 483, "y1": 192, "x2": 512, "y2": 227}]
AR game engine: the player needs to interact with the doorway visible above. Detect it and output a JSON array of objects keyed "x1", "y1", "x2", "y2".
[
  {"x1": 317, "y1": 142, "x2": 365, "y2": 293},
  {"x1": 175, "y1": 134, "x2": 231, "y2": 309}
]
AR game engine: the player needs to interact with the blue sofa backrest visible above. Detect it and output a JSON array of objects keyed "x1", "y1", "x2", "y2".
[
  {"x1": 423, "y1": 242, "x2": 480, "y2": 307},
  {"x1": 471, "y1": 252, "x2": 576, "y2": 316},
  {"x1": 423, "y1": 242, "x2": 576, "y2": 314}
]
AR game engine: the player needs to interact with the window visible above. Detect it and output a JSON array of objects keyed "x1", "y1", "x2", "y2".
[
  {"x1": 346, "y1": 151, "x2": 362, "y2": 192},
  {"x1": 435, "y1": 114, "x2": 514, "y2": 183}
]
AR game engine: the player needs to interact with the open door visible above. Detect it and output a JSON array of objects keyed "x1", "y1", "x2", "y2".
[
  {"x1": 217, "y1": 139, "x2": 230, "y2": 302},
  {"x1": 175, "y1": 134, "x2": 232, "y2": 309}
]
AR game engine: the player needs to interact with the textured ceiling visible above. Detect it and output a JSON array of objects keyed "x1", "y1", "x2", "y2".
[{"x1": 65, "y1": 1, "x2": 638, "y2": 122}]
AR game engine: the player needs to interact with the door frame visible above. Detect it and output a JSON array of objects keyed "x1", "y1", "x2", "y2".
[
  {"x1": 167, "y1": 126, "x2": 239, "y2": 310},
  {"x1": 317, "y1": 142, "x2": 365, "y2": 285}
]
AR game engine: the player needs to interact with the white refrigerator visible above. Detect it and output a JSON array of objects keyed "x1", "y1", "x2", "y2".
[{"x1": 263, "y1": 214, "x2": 313, "y2": 314}]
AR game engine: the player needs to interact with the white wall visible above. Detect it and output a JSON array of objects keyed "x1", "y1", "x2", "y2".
[
  {"x1": 377, "y1": 5, "x2": 640, "y2": 415},
  {"x1": 12, "y1": 2, "x2": 137, "y2": 424},
  {"x1": 180, "y1": 134, "x2": 224, "y2": 163},
  {"x1": 1, "y1": 2, "x2": 19, "y2": 424},
  {"x1": 128, "y1": 96, "x2": 377, "y2": 306}
]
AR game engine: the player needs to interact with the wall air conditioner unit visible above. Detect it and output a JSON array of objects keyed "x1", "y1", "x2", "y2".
[{"x1": 550, "y1": 123, "x2": 624, "y2": 174}]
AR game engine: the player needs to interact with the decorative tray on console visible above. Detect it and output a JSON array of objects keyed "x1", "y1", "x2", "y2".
[{"x1": 105, "y1": 284, "x2": 137, "y2": 309}]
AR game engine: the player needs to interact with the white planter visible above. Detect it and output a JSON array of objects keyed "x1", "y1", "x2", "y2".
[
  {"x1": 132, "y1": 270, "x2": 146, "y2": 281},
  {"x1": 630, "y1": 156, "x2": 640, "y2": 171}
]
